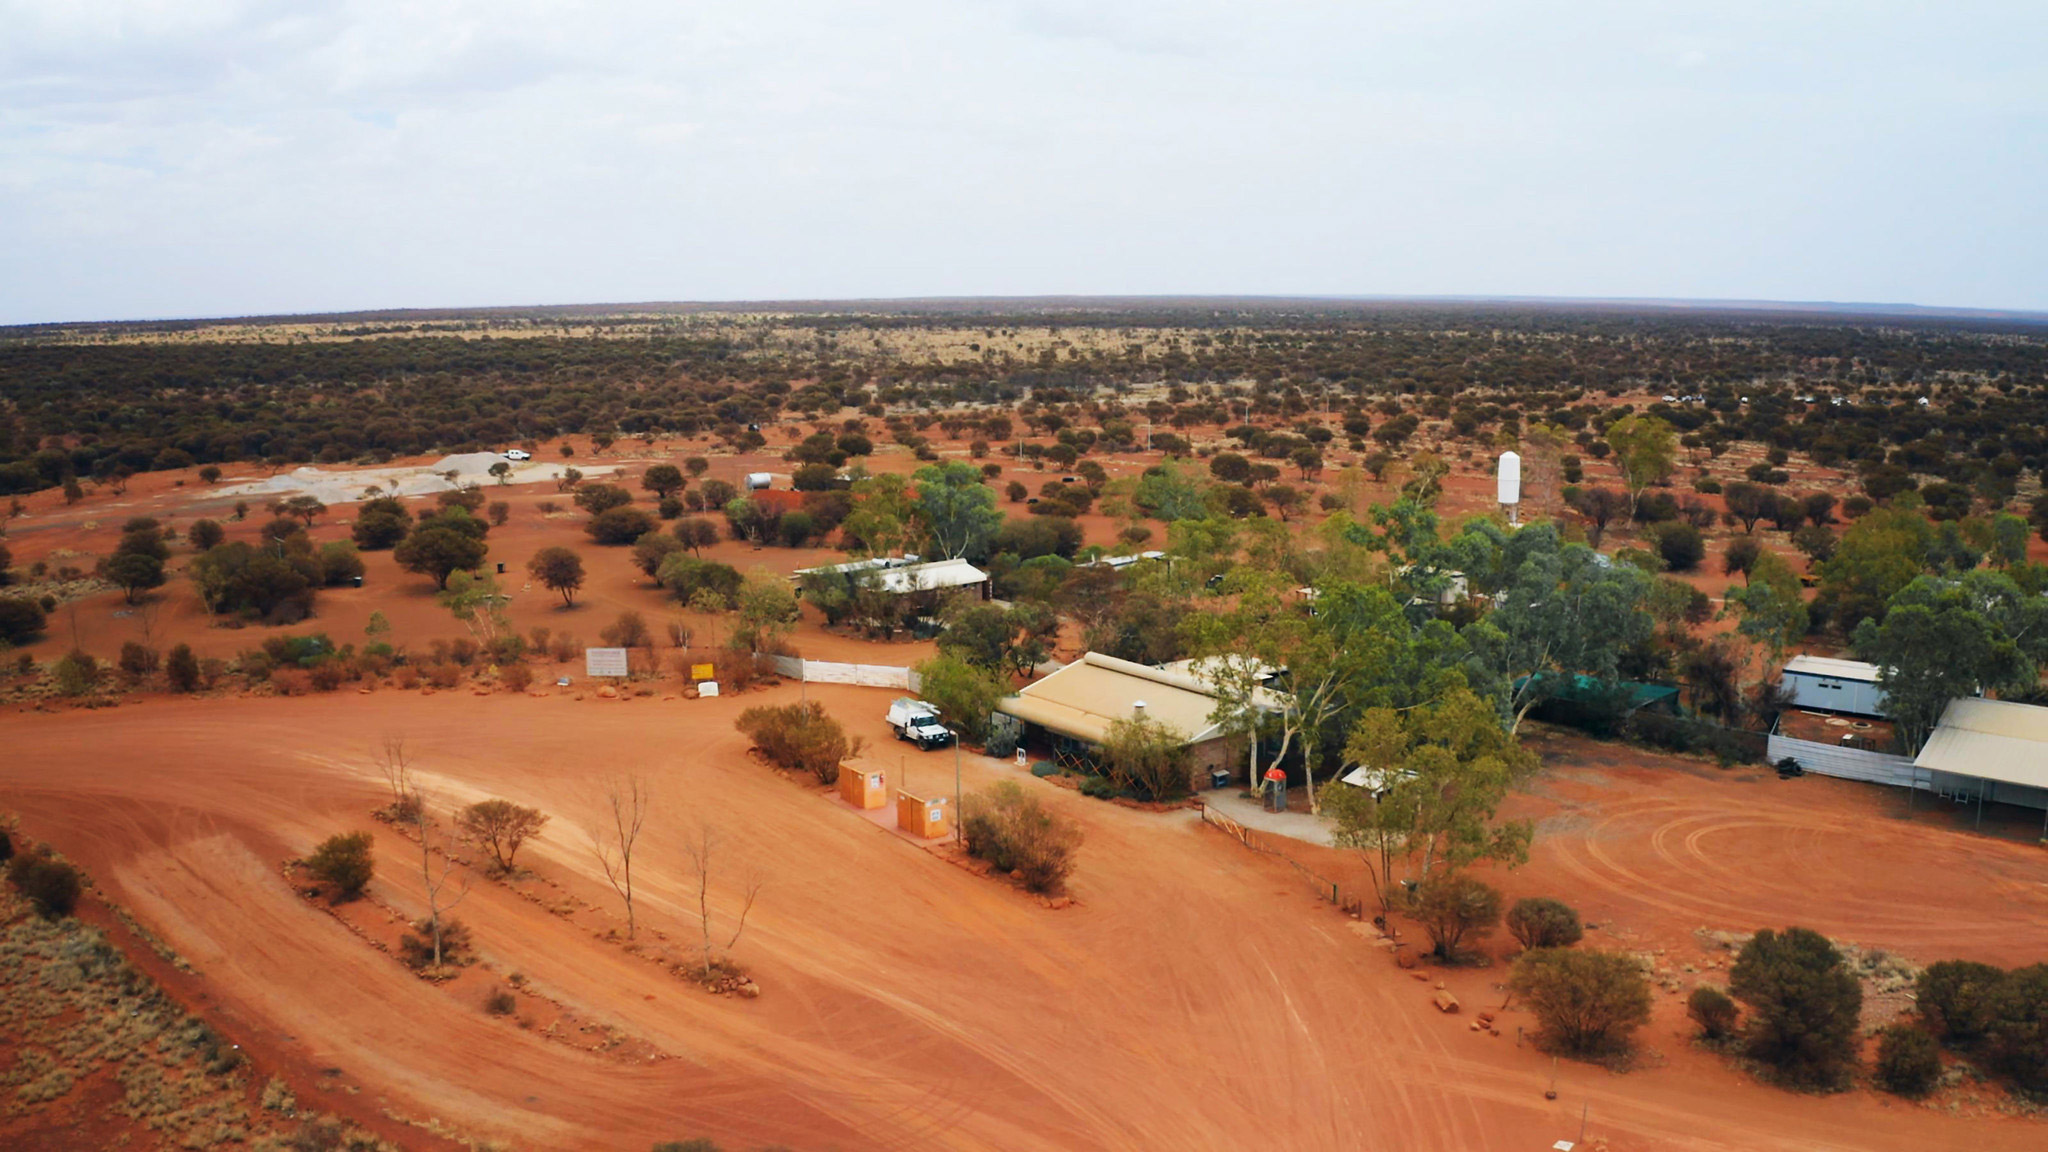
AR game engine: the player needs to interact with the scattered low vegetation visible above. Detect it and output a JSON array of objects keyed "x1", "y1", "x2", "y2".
[
  {"x1": 1509, "y1": 947, "x2": 1654, "y2": 1058},
  {"x1": 961, "y1": 781, "x2": 1084, "y2": 894},
  {"x1": 456, "y1": 799, "x2": 549, "y2": 874},
  {"x1": 1505, "y1": 897, "x2": 1582, "y2": 950},
  {"x1": 305, "y1": 831, "x2": 374, "y2": 900},
  {"x1": 1728, "y1": 927, "x2": 1863, "y2": 1090},
  {"x1": 735, "y1": 700, "x2": 859, "y2": 785}
]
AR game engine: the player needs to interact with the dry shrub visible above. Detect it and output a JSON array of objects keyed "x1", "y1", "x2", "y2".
[
  {"x1": 1507, "y1": 897, "x2": 1583, "y2": 950},
  {"x1": 500, "y1": 663, "x2": 534, "y2": 692},
  {"x1": 528, "y1": 625, "x2": 552, "y2": 652},
  {"x1": 734, "y1": 700, "x2": 851, "y2": 784},
  {"x1": 353, "y1": 650, "x2": 392, "y2": 678},
  {"x1": 448, "y1": 637, "x2": 481, "y2": 666},
  {"x1": 720, "y1": 645, "x2": 773, "y2": 691},
  {"x1": 391, "y1": 665, "x2": 421, "y2": 690},
  {"x1": 398, "y1": 917, "x2": 474, "y2": 970},
  {"x1": 484, "y1": 986, "x2": 517, "y2": 1016},
  {"x1": 271, "y1": 668, "x2": 315, "y2": 696},
  {"x1": 308, "y1": 661, "x2": 349, "y2": 692},
  {"x1": 422, "y1": 662, "x2": 462, "y2": 689},
  {"x1": 961, "y1": 781, "x2": 1082, "y2": 894},
  {"x1": 550, "y1": 633, "x2": 581, "y2": 663},
  {"x1": 7, "y1": 851, "x2": 83, "y2": 918}
]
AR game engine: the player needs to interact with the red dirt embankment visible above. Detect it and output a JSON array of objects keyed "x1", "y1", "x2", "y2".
[{"x1": 6, "y1": 686, "x2": 2048, "y2": 1151}]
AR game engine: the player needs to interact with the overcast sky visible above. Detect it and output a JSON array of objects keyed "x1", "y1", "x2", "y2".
[{"x1": 2, "y1": 1, "x2": 2043, "y2": 324}]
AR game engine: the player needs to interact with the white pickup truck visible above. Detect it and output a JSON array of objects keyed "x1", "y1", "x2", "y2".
[{"x1": 887, "y1": 697, "x2": 954, "y2": 750}]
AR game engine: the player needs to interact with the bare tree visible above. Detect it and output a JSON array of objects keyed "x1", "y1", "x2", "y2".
[
  {"x1": 374, "y1": 735, "x2": 419, "y2": 820},
  {"x1": 680, "y1": 821, "x2": 764, "y2": 976},
  {"x1": 413, "y1": 789, "x2": 470, "y2": 969},
  {"x1": 591, "y1": 777, "x2": 648, "y2": 939}
]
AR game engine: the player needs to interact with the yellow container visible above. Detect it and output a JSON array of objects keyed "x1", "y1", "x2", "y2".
[
  {"x1": 895, "y1": 791, "x2": 951, "y2": 839},
  {"x1": 840, "y1": 766, "x2": 887, "y2": 809}
]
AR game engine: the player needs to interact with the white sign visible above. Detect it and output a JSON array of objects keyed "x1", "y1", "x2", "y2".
[
  {"x1": 585, "y1": 647, "x2": 629, "y2": 678},
  {"x1": 698, "y1": 680, "x2": 720, "y2": 697}
]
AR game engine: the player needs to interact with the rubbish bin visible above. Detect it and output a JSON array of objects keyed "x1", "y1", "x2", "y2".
[
  {"x1": 496, "y1": 562, "x2": 506, "y2": 574},
  {"x1": 1209, "y1": 769, "x2": 1232, "y2": 791},
  {"x1": 350, "y1": 575, "x2": 364, "y2": 588}
]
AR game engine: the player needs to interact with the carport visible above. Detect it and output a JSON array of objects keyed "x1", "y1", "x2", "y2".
[{"x1": 1912, "y1": 698, "x2": 2048, "y2": 833}]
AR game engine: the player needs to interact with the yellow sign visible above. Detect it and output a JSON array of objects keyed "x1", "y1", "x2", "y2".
[{"x1": 690, "y1": 663, "x2": 715, "y2": 681}]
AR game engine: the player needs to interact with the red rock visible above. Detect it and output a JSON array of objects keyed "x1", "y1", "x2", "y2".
[{"x1": 1432, "y1": 989, "x2": 1460, "y2": 1013}]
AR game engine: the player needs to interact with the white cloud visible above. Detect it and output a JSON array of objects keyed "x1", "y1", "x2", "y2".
[{"x1": 1, "y1": 0, "x2": 2044, "y2": 322}]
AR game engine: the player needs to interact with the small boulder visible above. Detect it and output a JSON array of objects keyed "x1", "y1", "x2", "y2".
[{"x1": 1433, "y1": 989, "x2": 1460, "y2": 1013}]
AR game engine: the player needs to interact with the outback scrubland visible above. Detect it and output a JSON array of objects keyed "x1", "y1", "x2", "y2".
[{"x1": 4, "y1": 301, "x2": 2048, "y2": 1151}]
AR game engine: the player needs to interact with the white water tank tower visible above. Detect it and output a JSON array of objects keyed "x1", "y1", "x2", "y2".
[{"x1": 1497, "y1": 451, "x2": 1522, "y2": 524}]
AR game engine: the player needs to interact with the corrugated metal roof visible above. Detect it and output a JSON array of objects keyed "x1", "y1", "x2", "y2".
[
  {"x1": 872, "y1": 557, "x2": 987, "y2": 594},
  {"x1": 996, "y1": 652, "x2": 1230, "y2": 746},
  {"x1": 1784, "y1": 655, "x2": 1883, "y2": 682},
  {"x1": 1914, "y1": 698, "x2": 2048, "y2": 790}
]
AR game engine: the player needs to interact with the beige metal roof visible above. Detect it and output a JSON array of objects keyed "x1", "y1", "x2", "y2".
[
  {"x1": 1914, "y1": 698, "x2": 2048, "y2": 790},
  {"x1": 1784, "y1": 655, "x2": 1883, "y2": 682},
  {"x1": 997, "y1": 652, "x2": 1232, "y2": 746}
]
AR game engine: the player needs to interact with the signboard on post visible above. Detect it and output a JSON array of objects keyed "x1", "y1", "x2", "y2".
[
  {"x1": 585, "y1": 647, "x2": 629, "y2": 678},
  {"x1": 690, "y1": 663, "x2": 715, "y2": 682}
]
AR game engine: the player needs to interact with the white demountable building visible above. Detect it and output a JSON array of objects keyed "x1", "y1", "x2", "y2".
[{"x1": 1781, "y1": 655, "x2": 1888, "y2": 717}]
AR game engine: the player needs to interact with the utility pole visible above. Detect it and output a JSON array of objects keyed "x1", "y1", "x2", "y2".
[{"x1": 954, "y1": 737, "x2": 963, "y2": 842}]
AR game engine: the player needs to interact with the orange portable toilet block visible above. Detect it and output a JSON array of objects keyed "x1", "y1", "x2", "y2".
[
  {"x1": 840, "y1": 766, "x2": 888, "y2": 809},
  {"x1": 895, "y1": 791, "x2": 951, "y2": 839}
]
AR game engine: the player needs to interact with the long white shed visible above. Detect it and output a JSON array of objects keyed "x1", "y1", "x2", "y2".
[{"x1": 1782, "y1": 655, "x2": 1888, "y2": 718}]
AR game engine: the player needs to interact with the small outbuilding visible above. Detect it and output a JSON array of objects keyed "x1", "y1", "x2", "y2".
[{"x1": 1781, "y1": 655, "x2": 1888, "y2": 718}]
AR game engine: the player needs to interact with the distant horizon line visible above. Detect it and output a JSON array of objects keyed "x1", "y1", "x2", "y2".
[{"x1": 10, "y1": 292, "x2": 2048, "y2": 331}]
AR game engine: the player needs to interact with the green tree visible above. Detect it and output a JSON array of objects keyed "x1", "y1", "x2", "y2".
[
  {"x1": 1724, "y1": 552, "x2": 1809, "y2": 672},
  {"x1": 587, "y1": 505, "x2": 658, "y2": 545},
  {"x1": 1729, "y1": 927, "x2": 1862, "y2": 1089},
  {"x1": 642, "y1": 463, "x2": 686, "y2": 499},
  {"x1": 911, "y1": 461, "x2": 1001, "y2": 559},
  {"x1": 1098, "y1": 713, "x2": 1195, "y2": 802},
  {"x1": 351, "y1": 497, "x2": 414, "y2": 549},
  {"x1": 1854, "y1": 573, "x2": 2043, "y2": 751},
  {"x1": 1328, "y1": 684, "x2": 1537, "y2": 892},
  {"x1": 1458, "y1": 524, "x2": 1653, "y2": 732},
  {"x1": 1916, "y1": 959, "x2": 2006, "y2": 1043},
  {"x1": 394, "y1": 524, "x2": 488, "y2": 589},
  {"x1": 912, "y1": 655, "x2": 1007, "y2": 743},
  {"x1": 527, "y1": 546, "x2": 586, "y2": 606},
  {"x1": 1510, "y1": 948, "x2": 1654, "y2": 1056},
  {"x1": 573, "y1": 483, "x2": 633, "y2": 515},
  {"x1": 841, "y1": 472, "x2": 914, "y2": 557},
  {"x1": 102, "y1": 550, "x2": 165, "y2": 603},
  {"x1": 729, "y1": 567, "x2": 798, "y2": 651},
  {"x1": 1397, "y1": 872, "x2": 1503, "y2": 961},
  {"x1": 1604, "y1": 414, "x2": 1677, "y2": 521},
  {"x1": 1874, "y1": 1026, "x2": 1941, "y2": 1096},
  {"x1": 1815, "y1": 505, "x2": 1936, "y2": 634},
  {"x1": 1988, "y1": 964, "x2": 2048, "y2": 1092}
]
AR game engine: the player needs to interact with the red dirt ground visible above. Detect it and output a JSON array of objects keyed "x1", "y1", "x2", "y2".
[{"x1": 6, "y1": 687, "x2": 2048, "y2": 1151}]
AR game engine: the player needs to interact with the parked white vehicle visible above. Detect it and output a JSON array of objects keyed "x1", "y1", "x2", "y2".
[
  {"x1": 502, "y1": 449, "x2": 532, "y2": 461},
  {"x1": 887, "y1": 697, "x2": 954, "y2": 750}
]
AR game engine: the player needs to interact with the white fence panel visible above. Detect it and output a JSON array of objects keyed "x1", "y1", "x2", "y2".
[
  {"x1": 780, "y1": 658, "x2": 921, "y2": 693},
  {"x1": 1766, "y1": 733, "x2": 1917, "y2": 787},
  {"x1": 804, "y1": 661, "x2": 859, "y2": 684}
]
